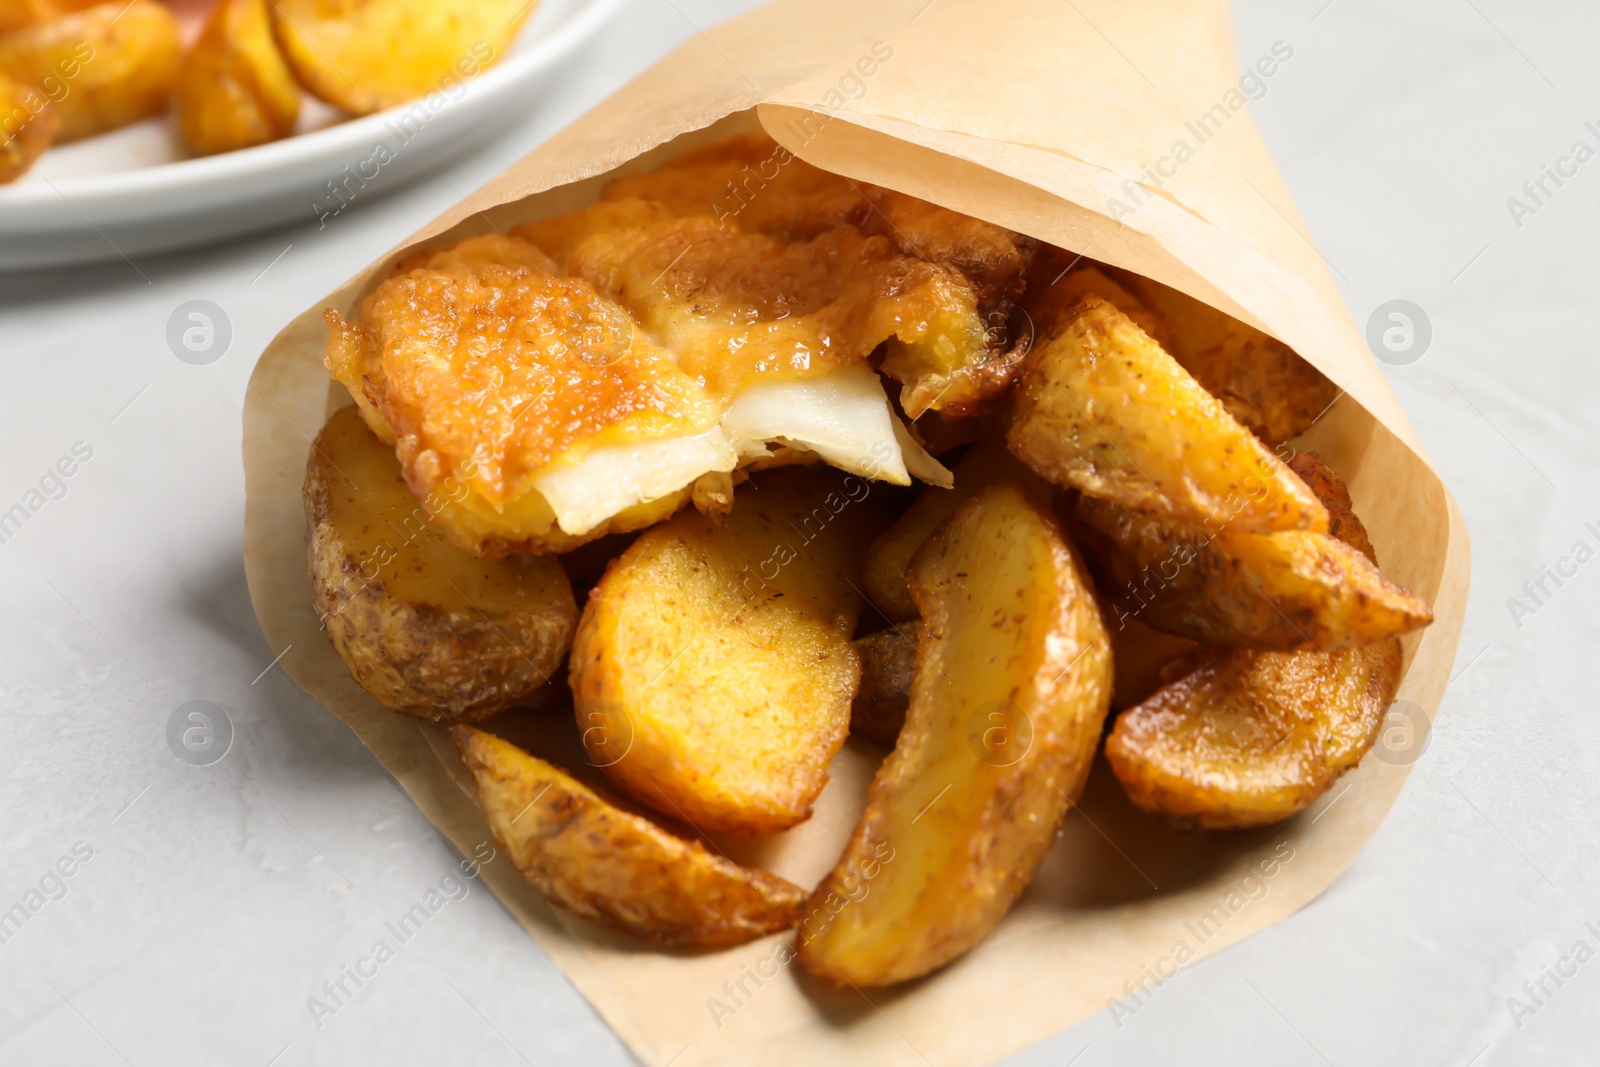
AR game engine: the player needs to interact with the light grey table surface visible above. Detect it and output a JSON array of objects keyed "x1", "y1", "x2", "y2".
[{"x1": 1, "y1": 1, "x2": 1594, "y2": 1064}]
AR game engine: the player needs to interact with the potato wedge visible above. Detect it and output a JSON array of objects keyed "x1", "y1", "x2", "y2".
[
  {"x1": 861, "y1": 436, "x2": 1048, "y2": 623},
  {"x1": 569, "y1": 467, "x2": 882, "y2": 834},
  {"x1": 1072, "y1": 452, "x2": 1432, "y2": 650},
  {"x1": 849, "y1": 621, "x2": 920, "y2": 746},
  {"x1": 1105, "y1": 640, "x2": 1400, "y2": 830},
  {"x1": 454, "y1": 727, "x2": 807, "y2": 947},
  {"x1": 1022, "y1": 249, "x2": 1171, "y2": 350},
  {"x1": 1113, "y1": 270, "x2": 1340, "y2": 444},
  {"x1": 305, "y1": 405, "x2": 577, "y2": 722},
  {"x1": 0, "y1": 0, "x2": 181, "y2": 141},
  {"x1": 0, "y1": 0, "x2": 100, "y2": 35},
  {"x1": 797, "y1": 484, "x2": 1113, "y2": 986},
  {"x1": 1105, "y1": 456, "x2": 1408, "y2": 829},
  {"x1": 1007, "y1": 296, "x2": 1327, "y2": 535},
  {"x1": 269, "y1": 0, "x2": 527, "y2": 115},
  {"x1": 0, "y1": 69, "x2": 55, "y2": 181},
  {"x1": 176, "y1": 0, "x2": 299, "y2": 155}
]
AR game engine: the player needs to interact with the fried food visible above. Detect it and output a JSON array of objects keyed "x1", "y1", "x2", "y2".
[
  {"x1": 1072, "y1": 452, "x2": 1432, "y2": 650},
  {"x1": 1021, "y1": 249, "x2": 1171, "y2": 349},
  {"x1": 304, "y1": 405, "x2": 576, "y2": 722},
  {"x1": 454, "y1": 727, "x2": 808, "y2": 947},
  {"x1": 1105, "y1": 456, "x2": 1410, "y2": 829},
  {"x1": 1112, "y1": 270, "x2": 1340, "y2": 444},
  {"x1": 1007, "y1": 296, "x2": 1327, "y2": 535},
  {"x1": 269, "y1": 0, "x2": 526, "y2": 115},
  {"x1": 797, "y1": 484, "x2": 1113, "y2": 986},
  {"x1": 0, "y1": 0, "x2": 181, "y2": 142},
  {"x1": 568, "y1": 467, "x2": 881, "y2": 835},
  {"x1": 328, "y1": 219, "x2": 954, "y2": 555},
  {"x1": 1109, "y1": 616, "x2": 1197, "y2": 710},
  {"x1": 861, "y1": 436, "x2": 1048, "y2": 622},
  {"x1": 0, "y1": 69, "x2": 54, "y2": 181},
  {"x1": 175, "y1": 0, "x2": 299, "y2": 155},
  {"x1": 849, "y1": 621, "x2": 920, "y2": 746},
  {"x1": 0, "y1": 0, "x2": 99, "y2": 35}
]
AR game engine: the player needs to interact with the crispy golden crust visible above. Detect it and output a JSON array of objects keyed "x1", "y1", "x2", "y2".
[
  {"x1": 797, "y1": 484, "x2": 1113, "y2": 986},
  {"x1": 175, "y1": 0, "x2": 298, "y2": 155},
  {"x1": 1021, "y1": 253, "x2": 1172, "y2": 350},
  {"x1": 1007, "y1": 296, "x2": 1328, "y2": 535},
  {"x1": 568, "y1": 468, "x2": 878, "y2": 834},
  {"x1": 1071, "y1": 452, "x2": 1432, "y2": 650},
  {"x1": 0, "y1": 0, "x2": 180, "y2": 141},
  {"x1": 849, "y1": 621, "x2": 921, "y2": 747},
  {"x1": 269, "y1": 0, "x2": 527, "y2": 115},
  {"x1": 304, "y1": 406, "x2": 576, "y2": 721},
  {"x1": 0, "y1": 71, "x2": 54, "y2": 182},
  {"x1": 454, "y1": 727, "x2": 808, "y2": 948},
  {"x1": 1105, "y1": 456, "x2": 1412, "y2": 829},
  {"x1": 1112, "y1": 270, "x2": 1340, "y2": 444}
]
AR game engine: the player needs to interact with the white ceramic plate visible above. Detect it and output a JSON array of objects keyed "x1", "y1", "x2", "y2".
[{"x1": 0, "y1": 0, "x2": 624, "y2": 269}]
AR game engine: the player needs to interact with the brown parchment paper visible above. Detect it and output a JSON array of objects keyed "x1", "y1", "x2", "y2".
[{"x1": 242, "y1": 1, "x2": 1471, "y2": 1064}]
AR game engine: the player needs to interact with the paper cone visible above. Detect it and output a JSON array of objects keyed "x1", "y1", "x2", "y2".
[{"x1": 243, "y1": 1, "x2": 1470, "y2": 1063}]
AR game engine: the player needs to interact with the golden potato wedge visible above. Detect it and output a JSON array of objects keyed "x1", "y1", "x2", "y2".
[
  {"x1": 1105, "y1": 456, "x2": 1410, "y2": 829},
  {"x1": 305, "y1": 405, "x2": 577, "y2": 722},
  {"x1": 861, "y1": 436, "x2": 1048, "y2": 623},
  {"x1": 1112, "y1": 270, "x2": 1340, "y2": 444},
  {"x1": 0, "y1": 0, "x2": 181, "y2": 141},
  {"x1": 849, "y1": 621, "x2": 920, "y2": 746},
  {"x1": 0, "y1": 0, "x2": 100, "y2": 35},
  {"x1": 1021, "y1": 248, "x2": 1170, "y2": 350},
  {"x1": 454, "y1": 727, "x2": 808, "y2": 947},
  {"x1": 569, "y1": 467, "x2": 882, "y2": 835},
  {"x1": 0, "y1": 69, "x2": 55, "y2": 181},
  {"x1": 1105, "y1": 640, "x2": 1400, "y2": 830},
  {"x1": 269, "y1": 0, "x2": 527, "y2": 115},
  {"x1": 797, "y1": 484, "x2": 1113, "y2": 986},
  {"x1": 176, "y1": 0, "x2": 299, "y2": 155},
  {"x1": 1072, "y1": 452, "x2": 1432, "y2": 650},
  {"x1": 1007, "y1": 296, "x2": 1327, "y2": 535}
]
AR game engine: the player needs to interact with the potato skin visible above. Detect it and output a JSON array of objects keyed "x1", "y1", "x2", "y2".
[
  {"x1": 305, "y1": 406, "x2": 577, "y2": 722},
  {"x1": 1007, "y1": 296, "x2": 1327, "y2": 535},
  {"x1": 570, "y1": 467, "x2": 880, "y2": 834},
  {"x1": 1105, "y1": 456, "x2": 1412, "y2": 829},
  {"x1": 797, "y1": 484, "x2": 1113, "y2": 986},
  {"x1": 1113, "y1": 269, "x2": 1340, "y2": 445},
  {"x1": 455, "y1": 727, "x2": 807, "y2": 948},
  {"x1": 849, "y1": 621, "x2": 920, "y2": 746},
  {"x1": 0, "y1": 69, "x2": 55, "y2": 181},
  {"x1": 0, "y1": 0, "x2": 181, "y2": 141},
  {"x1": 1070, "y1": 453, "x2": 1432, "y2": 651},
  {"x1": 176, "y1": 0, "x2": 299, "y2": 155}
]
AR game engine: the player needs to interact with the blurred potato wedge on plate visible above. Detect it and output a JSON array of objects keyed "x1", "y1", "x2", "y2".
[
  {"x1": 305, "y1": 406, "x2": 577, "y2": 722},
  {"x1": 269, "y1": 0, "x2": 530, "y2": 115},
  {"x1": 0, "y1": 69, "x2": 55, "y2": 181},
  {"x1": 0, "y1": 0, "x2": 101, "y2": 35},
  {"x1": 569, "y1": 467, "x2": 883, "y2": 835},
  {"x1": 455, "y1": 727, "x2": 808, "y2": 948},
  {"x1": 797, "y1": 484, "x2": 1113, "y2": 986},
  {"x1": 176, "y1": 0, "x2": 299, "y2": 155},
  {"x1": 1007, "y1": 296, "x2": 1327, "y2": 535},
  {"x1": 0, "y1": 0, "x2": 181, "y2": 141}
]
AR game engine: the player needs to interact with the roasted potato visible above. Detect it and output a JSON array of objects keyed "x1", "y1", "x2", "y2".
[
  {"x1": 305, "y1": 405, "x2": 577, "y2": 722},
  {"x1": 569, "y1": 467, "x2": 882, "y2": 835},
  {"x1": 849, "y1": 621, "x2": 920, "y2": 746},
  {"x1": 861, "y1": 437, "x2": 1048, "y2": 623},
  {"x1": 1071, "y1": 452, "x2": 1432, "y2": 650},
  {"x1": 0, "y1": 0, "x2": 181, "y2": 142},
  {"x1": 797, "y1": 484, "x2": 1113, "y2": 986},
  {"x1": 1022, "y1": 249, "x2": 1171, "y2": 349},
  {"x1": 0, "y1": 68, "x2": 54, "y2": 181},
  {"x1": 455, "y1": 727, "x2": 808, "y2": 947},
  {"x1": 1105, "y1": 456, "x2": 1410, "y2": 829},
  {"x1": 0, "y1": 0, "x2": 99, "y2": 35},
  {"x1": 176, "y1": 0, "x2": 299, "y2": 155},
  {"x1": 269, "y1": 0, "x2": 528, "y2": 115},
  {"x1": 1007, "y1": 296, "x2": 1327, "y2": 535},
  {"x1": 1112, "y1": 270, "x2": 1341, "y2": 444}
]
